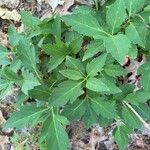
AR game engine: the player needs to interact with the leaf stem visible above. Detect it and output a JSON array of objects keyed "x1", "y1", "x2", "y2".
[
  {"x1": 93, "y1": 0, "x2": 99, "y2": 10},
  {"x1": 35, "y1": 70, "x2": 43, "y2": 84},
  {"x1": 123, "y1": 101, "x2": 150, "y2": 130}
]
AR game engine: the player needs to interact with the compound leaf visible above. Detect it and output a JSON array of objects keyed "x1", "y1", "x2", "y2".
[
  {"x1": 106, "y1": 0, "x2": 126, "y2": 34},
  {"x1": 104, "y1": 64, "x2": 127, "y2": 77},
  {"x1": 17, "y1": 37, "x2": 37, "y2": 72},
  {"x1": 83, "y1": 40, "x2": 105, "y2": 61},
  {"x1": 86, "y1": 53, "x2": 107, "y2": 77},
  {"x1": 125, "y1": 91, "x2": 150, "y2": 104},
  {"x1": 138, "y1": 61, "x2": 150, "y2": 91},
  {"x1": 49, "y1": 80, "x2": 84, "y2": 106},
  {"x1": 126, "y1": 19, "x2": 147, "y2": 48},
  {"x1": 86, "y1": 77, "x2": 121, "y2": 94},
  {"x1": 86, "y1": 77, "x2": 110, "y2": 92},
  {"x1": 59, "y1": 70, "x2": 84, "y2": 80},
  {"x1": 122, "y1": 105, "x2": 142, "y2": 129},
  {"x1": 62, "y1": 14, "x2": 109, "y2": 39},
  {"x1": 42, "y1": 114, "x2": 69, "y2": 150},
  {"x1": 124, "y1": 0, "x2": 145, "y2": 16},
  {"x1": 90, "y1": 97, "x2": 117, "y2": 118},
  {"x1": 62, "y1": 99, "x2": 86, "y2": 121},
  {"x1": 0, "y1": 45, "x2": 10, "y2": 66},
  {"x1": 114, "y1": 125, "x2": 129, "y2": 150},
  {"x1": 104, "y1": 34, "x2": 131, "y2": 64},
  {"x1": 65, "y1": 56, "x2": 85, "y2": 74},
  {"x1": 21, "y1": 10, "x2": 40, "y2": 29},
  {"x1": 5, "y1": 105, "x2": 48, "y2": 129},
  {"x1": 28, "y1": 85, "x2": 51, "y2": 101},
  {"x1": 21, "y1": 69, "x2": 40, "y2": 95}
]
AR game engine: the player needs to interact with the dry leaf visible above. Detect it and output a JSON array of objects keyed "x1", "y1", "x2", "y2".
[
  {"x1": 47, "y1": 0, "x2": 64, "y2": 12},
  {"x1": 0, "y1": 7, "x2": 21, "y2": 21},
  {"x1": 87, "y1": 127, "x2": 100, "y2": 149},
  {"x1": 41, "y1": 0, "x2": 74, "y2": 20},
  {"x1": 56, "y1": 0, "x2": 74, "y2": 15},
  {"x1": 75, "y1": 0, "x2": 94, "y2": 5},
  {"x1": 0, "y1": 0, "x2": 19, "y2": 9},
  {"x1": 0, "y1": 135, "x2": 13, "y2": 150},
  {"x1": 0, "y1": 30, "x2": 8, "y2": 47},
  {"x1": 0, "y1": 110, "x2": 6, "y2": 126},
  {"x1": 36, "y1": 0, "x2": 44, "y2": 4}
]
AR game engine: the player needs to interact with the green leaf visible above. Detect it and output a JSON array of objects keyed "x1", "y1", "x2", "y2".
[
  {"x1": 17, "y1": 37, "x2": 37, "y2": 72},
  {"x1": 41, "y1": 113, "x2": 69, "y2": 150},
  {"x1": 122, "y1": 105, "x2": 142, "y2": 129},
  {"x1": 20, "y1": 10, "x2": 40, "y2": 29},
  {"x1": 0, "y1": 45, "x2": 10, "y2": 66},
  {"x1": 2, "y1": 68, "x2": 22, "y2": 84},
  {"x1": 59, "y1": 70, "x2": 84, "y2": 80},
  {"x1": 21, "y1": 69, "x2": 40, "y2": 95},
  {"x1": 8, "y1": 25, "x2": 21, "y2": 47},
  {"x1": 68, "y1": 35, "x2": 83, "y2": 54},
  {"x1": 132, "y1": 104, "x2": 150, "y2": 120},
  {"x1": 39, "y1": 114, "x2": 69, "y2": 143},
  {"x1": 98, "y1": 116, "x2": 113, "y2": 127},
  {"x1": 101, "y1": 77, "x2": 122, "y2": 94},
  {"x1": 49, "y1": 80, "x2": 84, "y2": 106},
  {"x1": 48, "y1": 56, "x2": 66, "y2": 72},
  {"x1": 86, "y1": 77, "x2": 110, "y2": 92},
  {"x1": 28, "y1": 85, "x2": 51, "y2": 101},
  {"x1": 4, "y1": 105, "x2": 48, "y2": 129},
  {"x1": 125, "y1": 91, "x2": 150, "y2": 104},
  {"x1": 15, "y1": 91, "x2": 29, "y2": 107},
  {"x1": 104, "y1": 64, "x2": 127, "y2": 77},
  {"x1": 82, "y1": 40, "x2": 105, "y2": 61},
  {"x1": 138, "y1": 61, "x2": 150, "y2": 91},
  {"x1": 83, "y1": 100, "x2": 98, "y2": 128},
  {"x1": 0, "y1": 80, "x2": 13, "y2": 100},
  {"x1": 128, "y1": 45, "x2": 138, "y2": 59},
  {"x1": 73, "y1": 5, "x2": 94, "y2": 15},
  {"x1": 114, "y1": 125, "x2": 129, "y2": 150},
  {"x1": 86, "y1": 77, "x2": 121, "y2": 93},
  {"x1": 65, "y1": 56, "x2": 85, "y2": 74},
  {"x1": 106, "y1": 0, "x2": 126, "y2": 34},
  {"x1": 38, "y1": 16, "x2": 61, "y2": 39},
  {"x1": 90, "y1": 97, "x2": 117, "y2": 118},
  {"x1": 124, "y1": 0, "x2": 145, "y2": 16},
  {"x1": 62, "y1": 14, "x2": 110, "y2": 39},
  {"x1": 104, "y1": 34, "x2": 131, "y2": 64},
  {"x1": 42, "y1": 40, "x2": 68, "y2": 71},
  {"x1": 42, "y1": 40, "x2": 68, "y2": 56},
  {"x1": 0, "y1": 79, "x2": 11, "y2": 91},
  {"x1": 62, "y1": 99, "x2": 86, "y2": 121},
  {"x1": 86, "y1": 53, "x2": 107, "y2": 77},
  {"x1": 65, "y1": 31, "x2": 81, "y2": 43},
  {"x1": 125, "y1": 19, "x2": 147, "y2": 48},
  {"x1": 9, "y1": 57, "x2": 22, "y2": 72}
]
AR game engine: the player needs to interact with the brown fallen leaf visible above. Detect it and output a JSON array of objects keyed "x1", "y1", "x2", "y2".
[
  {"x1": 41, "y1": 0, "x2": 74, "y2": 20},
  {"x1": 0, "y1": 110, "x2": 6, "y2": 126},
  {"x1": 0, "y1": 0, "x2": 19, "y2": 9},
  {"x1": 0, "y1": 7, "x2": 20, "y2": 21},
  {"x1": 48, "y1": 0, "x2": 64, "y2": 12},
  {"x1": 0, "y1": 135, "x2": 13, "y2": 150},
  {"x1": 86, "y1": 127, "x2": 101, "y2": 150},
  {"x1": 0, "y1": 30, "x2": 8, "y2": 47},
  {"x1": 56, "y1": 0, "x2": 74, "y2": 15},
  {"x1": 75, "y1": 0, "x2": 94, "y2": 6}
]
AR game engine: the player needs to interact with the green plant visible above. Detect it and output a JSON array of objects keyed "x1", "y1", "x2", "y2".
[{"x1": 1, "y1": 0, "x2": 150, "y2": 149}]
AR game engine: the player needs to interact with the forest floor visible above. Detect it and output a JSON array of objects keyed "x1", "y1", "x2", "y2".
[{"x1": 0, "y1": 0, "x2": 150, "y2": 150}]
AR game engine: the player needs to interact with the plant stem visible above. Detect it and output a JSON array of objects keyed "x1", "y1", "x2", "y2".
[
  {"x1": 93, "y1": 0, "x2": 98, "y2": 10},
  {"x1": 123, "y1": 101, "x2": 150, "y2": 130},
  {"x1": 35, "y1": 70, "x2": 43, "y2": 84}
]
